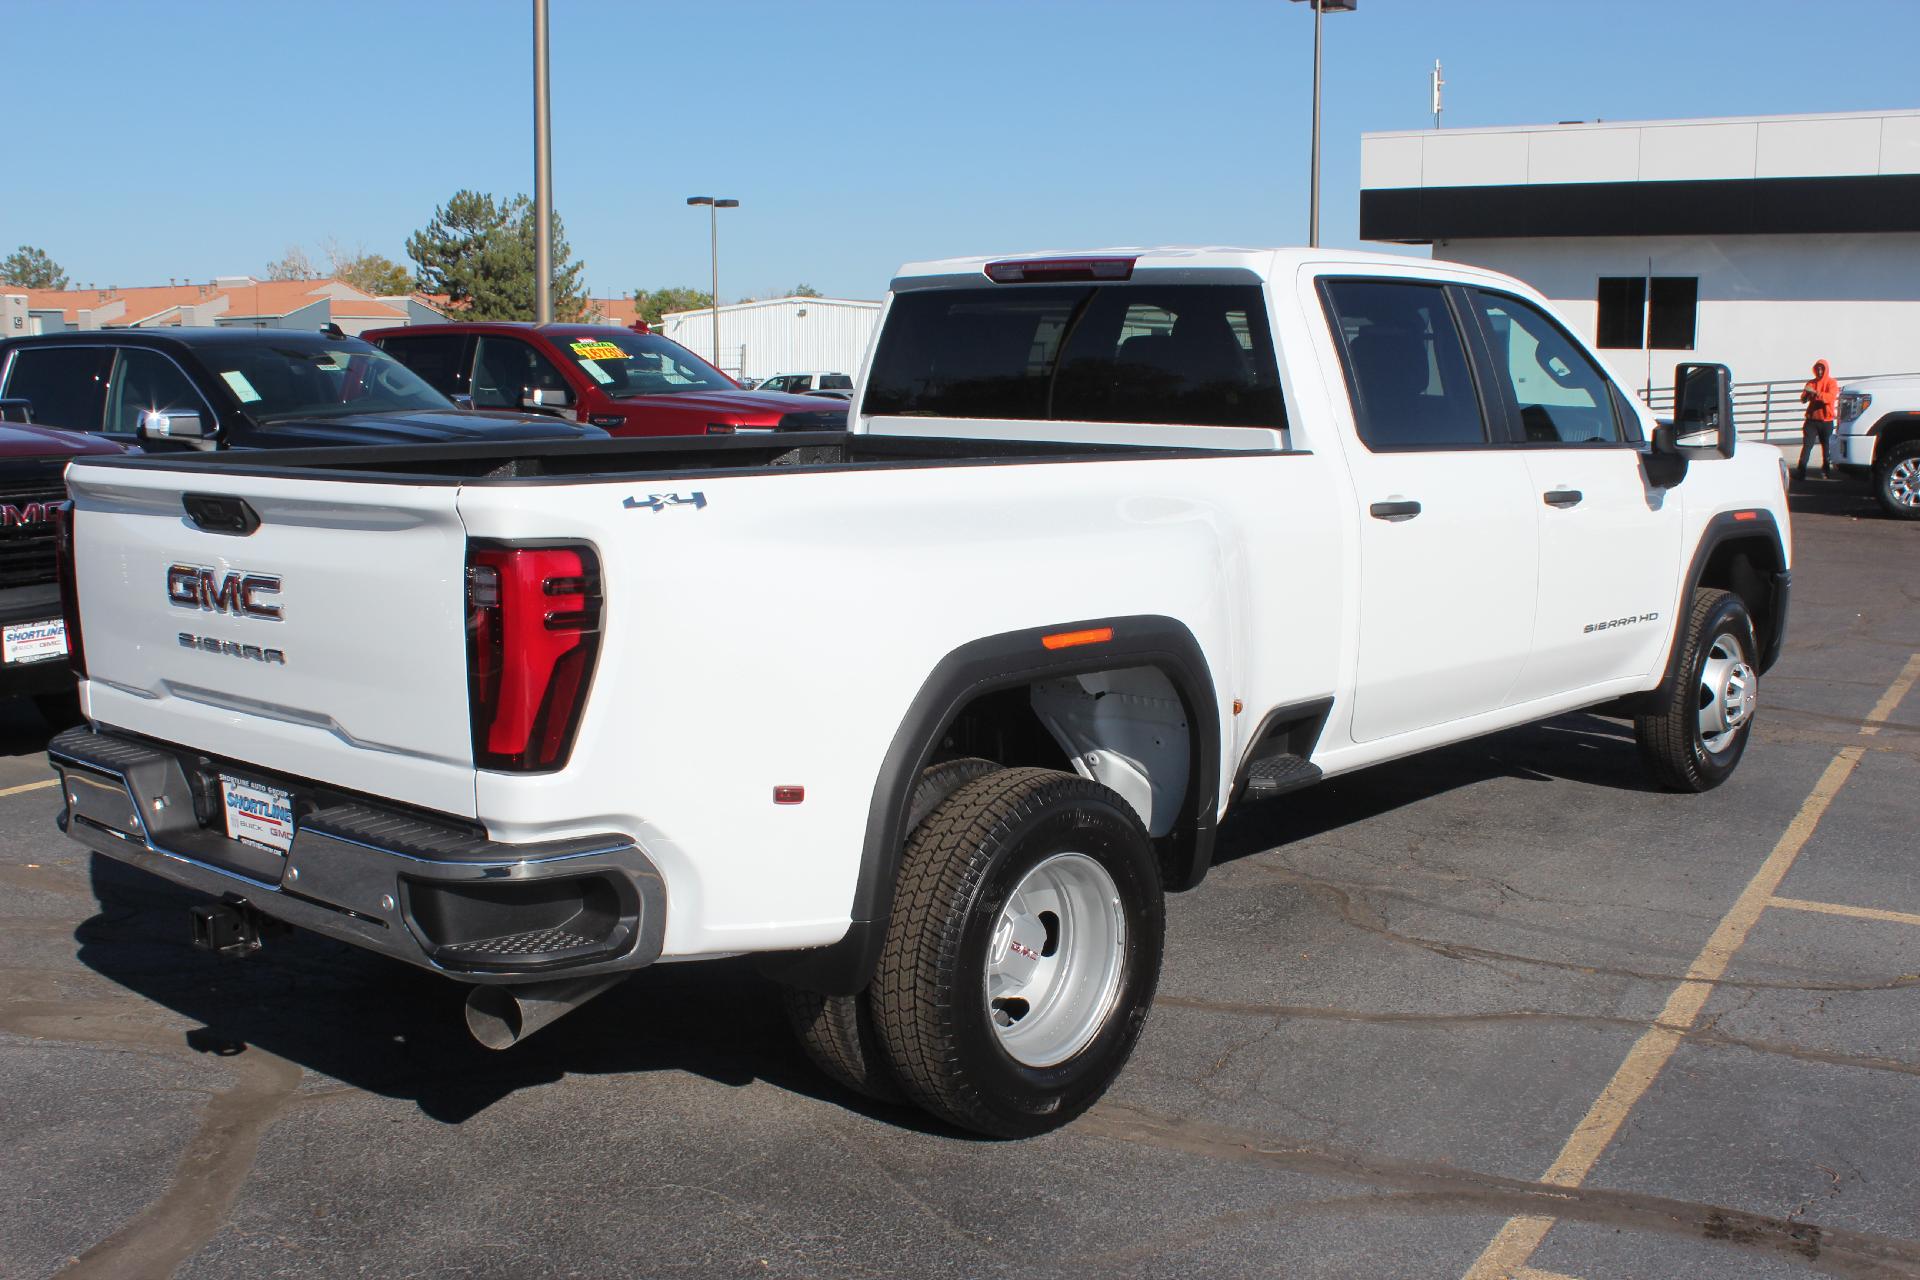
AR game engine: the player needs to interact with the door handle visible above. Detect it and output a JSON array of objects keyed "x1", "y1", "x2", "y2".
[
  {"x1": 1368, "y1": 500, "x2": 1422, "y2": 521},
  {"x1": 1542, "y1": 489, "x2": 1584, "y2": 508}
]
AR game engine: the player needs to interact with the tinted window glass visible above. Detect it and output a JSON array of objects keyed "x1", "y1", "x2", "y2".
[
  {"x1": 378, "y1": 334, "x2": 469, "y2": 395},
  {"x1": 819, "y1": 373, "x2": 853, "y2": 390},
  {"x1": 2, "y1": 347, "x2": 114, "y2": 432},
  {"x1": 1322, "y1": 280, "x2": 1486, "y2": 449},
  {"x1": 208, "y1": 342, "x2": 450, "y2": 420},
  {"x1": 105, "y1": 350, "x2": 208, "y2": 435},
  {"x1": 863, "y1": 284, "x2": 1284, "y2": 428},
  {"x1": 547, "y1": 330, "x2": 732, "y2": 397},
  {"x1": 1472, "y1": 292, "x2": 1622, "y2": 444},
  {"x1": 471, "y1": 336, "x2": 571, "y2": 410}
]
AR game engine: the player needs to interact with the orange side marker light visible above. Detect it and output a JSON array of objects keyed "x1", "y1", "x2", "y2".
[{"x1": 1041, "y1": 627, "x2": 1113, "y2": 651}]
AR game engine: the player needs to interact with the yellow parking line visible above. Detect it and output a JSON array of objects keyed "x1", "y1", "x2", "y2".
[
  {"x1": 1771, "y1": 896, "x2": 1920, "y2": 928},
  {"x1": 1463, "y1": 651, "x2": 1920, "y2": 1280},
  {"x1": 1516, "y1": 1268, "x2": 1584, "y2": 1280},
  {"x1": 0, "y1": 777, "x2": 57, "y2": 798}
]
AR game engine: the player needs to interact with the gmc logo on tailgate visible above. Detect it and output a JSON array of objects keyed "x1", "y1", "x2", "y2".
[{"x1": 167, "y1": 564, "x2": 283, "y2": 620}]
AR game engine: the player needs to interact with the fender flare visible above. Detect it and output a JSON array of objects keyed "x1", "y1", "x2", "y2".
[
  {"x1": 1651, "y1": 509, "x2": 1789, "y2": 706},
  {"x1": 761, "y1": 614, "x2": 1221, "y2": 995}
]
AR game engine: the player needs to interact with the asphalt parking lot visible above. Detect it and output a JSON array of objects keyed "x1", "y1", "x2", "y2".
[{"x1": 2, "y1": 476, "x2": 1915, "y2": 1280}]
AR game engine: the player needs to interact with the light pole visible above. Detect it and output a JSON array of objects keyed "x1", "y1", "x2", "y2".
[
  {"x1": 532, "y1": 0, "x2": 553, "y2": 323},
  {"x1": 686, "y1": 196, "x2": 739, "y2": 368},
  {"x1": 1287, "y1": 0, "x2": 1357, "y2": 248}
]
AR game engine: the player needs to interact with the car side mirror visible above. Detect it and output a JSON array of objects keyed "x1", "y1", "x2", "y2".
[
  {"x1": 1659, "y1": 362, "x2": 1736, "y2": 460},
  {"x1": 138, "y1": 409, "x2": 216, "y2": 449},
  {"x1": 522, "y1": 388, "x2": 572, "y2": 412},
  {"x1": 450, "y1": 393, "x2": 475, "y2": 411}
]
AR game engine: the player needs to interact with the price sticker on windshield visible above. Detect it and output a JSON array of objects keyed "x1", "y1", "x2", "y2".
[{"x1": 569, "y1": 341, "x2": 627, "y2": 362}]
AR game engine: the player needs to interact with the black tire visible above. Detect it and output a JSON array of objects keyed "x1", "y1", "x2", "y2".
[
  {"x1": 780, "y1": 757, "x2": 999, "y2": 1104},
  {"x1": 32, "y1": 691, "x2": 81, "y2": 729},
  {"x1": 1873, "y1": 439, "x2": 1920, "y2": 520},
  {"x1": 1635, "y1": 588, "x2": 1759, "y2": 792},
  {"x1": 871, "y1": 767, "x2": 1164, "y2": 1138}
]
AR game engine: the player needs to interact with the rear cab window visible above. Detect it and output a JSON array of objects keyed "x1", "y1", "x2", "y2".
[
  {"x1": 377, "y1": 333, "x2": 471, "y2": 397},
  {"x1": 862, "y1": 283, "x2": 1286, "y2": 431},
  {"x1": 1319, "y1": 279, "x2": 1489, "y2": 450}
]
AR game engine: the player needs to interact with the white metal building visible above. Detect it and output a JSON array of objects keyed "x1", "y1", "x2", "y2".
[
  {"x1": 659, "y1": 295, "x2": 880, "y2": 382},
  {"x1": 1360, "y1": 109, "x2": 1920, "y2": 409}
]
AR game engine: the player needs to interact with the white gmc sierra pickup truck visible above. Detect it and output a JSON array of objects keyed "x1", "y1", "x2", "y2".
[{"x1": 48, "y1": 248, "x2": 1791, "y2": 1137}]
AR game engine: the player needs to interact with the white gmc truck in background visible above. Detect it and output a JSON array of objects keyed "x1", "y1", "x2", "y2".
[{"x1": 49, "y1": 248, "x2": 1791, "y2": 1137}]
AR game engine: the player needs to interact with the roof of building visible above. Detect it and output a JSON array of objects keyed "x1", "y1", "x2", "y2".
[
  {"x1": 588, "y1": 296, "x2": 641, "y2": 326},
  {"x1": 6, "y1": 278, "x2": 410, "y2": 325},
  {"x1": 1360, "y1": 108, "x2": 1920, "y2": 244},
  {"x1": 657, "y1": 293, "x2": 879, "y2": 321}
]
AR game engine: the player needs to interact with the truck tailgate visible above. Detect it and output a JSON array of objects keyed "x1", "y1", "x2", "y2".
[{"x1": 68, "y1": 465, "x2": 477, "y2": 818}]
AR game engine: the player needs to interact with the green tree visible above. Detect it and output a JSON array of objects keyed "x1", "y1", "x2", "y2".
[
  {"x1": 631, "y1": 286, "x2": 713, "y2": 326},
  {"x1": 1, "y1": 244, "x2": 69, "y2": 289},
  {"x1": 405, "y1": 190, "x2": 587, "y2": 320},
  {"x1": 332, "y1": 251, "x2": 412, "y2": 297},
  {"x1": 789, "y1": 283, "x2": 822, "y2": 297}
]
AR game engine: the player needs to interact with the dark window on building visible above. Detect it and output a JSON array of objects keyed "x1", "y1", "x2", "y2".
[
  {"x1": 377, "y1": 334, "x2": 470, "y2": 396},
  {"x1": 1648, "y1": 277, "x2": 1698, "y2": 350},
  {"x1": 0, "y1": 346, "x2": 116, "y2": 432},
  {"x1": 1321, "y1": 279, "x2": 1488, "y2": 450},
  {"x1": 863, "y1": 284, "x2": 1285, "y2": 429},
  {"x1": 1595, "y1": 277, "x2": 1646, "y2": 349},
  {"x1": 1595, "y1": 275, "x2": 1698, "y2": 350}
]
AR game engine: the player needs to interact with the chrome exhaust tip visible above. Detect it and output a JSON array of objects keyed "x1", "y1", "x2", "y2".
[{"x1": 463, "y1": 975, "x2": 625, "y2": 1050}]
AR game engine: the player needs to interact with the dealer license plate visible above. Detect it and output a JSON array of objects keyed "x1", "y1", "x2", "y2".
[
  {"x1": 220, "y1": 775, "x2": 295, "y2": 855},
  {"x1": 1, "y1": 618, "x2": 67, "y2": 665}
]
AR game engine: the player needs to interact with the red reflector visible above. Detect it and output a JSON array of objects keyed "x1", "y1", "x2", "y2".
[
  {"x1": 1733, "y1": 510, "x2": 1759, "y2": 521},
  {"x1": 466, "y1": 542, "x2": 602, "y2": 772},
  {"x1": 706, "y1": 423, "x2": 739, "y2": 435},
  {"x1": 773, "y1": 785, "x2": 805, "y2": 805},
  {"x1": 984, "y1": 256, "x2": 1136, "y2": 284},
  {"x1": 53, "y1": 500, "x2": 85, "y2": 679},
  {"x1": 1042, "y1": 626, "x2": 1113, "y2": 651}
]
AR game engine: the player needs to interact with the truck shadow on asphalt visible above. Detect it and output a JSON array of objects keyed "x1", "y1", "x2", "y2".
[{"x1": 70, "y1": 711, "x2": 1644, "y2": 1132}]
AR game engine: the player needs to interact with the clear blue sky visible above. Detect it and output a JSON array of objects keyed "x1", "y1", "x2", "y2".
[{"x1": 8, "y1": 0, "x2": 1919, "y2": 302}]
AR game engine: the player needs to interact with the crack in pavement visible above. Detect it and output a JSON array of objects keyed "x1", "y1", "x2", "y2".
[
  {"x1": 1076, "y1": 1103, "x2": 1920, "y2": 1278},
  {"x1": 1156, "y1": 995, "x2": 1920, "y2": 1080},
  {"x1": 1, "y1": 1000, "x2": 303, "y2": 1280},
  {"x1": 1228, "y1": 863, "x2": 1920, "y2": 995}
]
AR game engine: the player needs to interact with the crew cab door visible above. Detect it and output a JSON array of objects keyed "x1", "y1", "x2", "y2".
[
  {"x1": 1321, "y1": 278, "x2": 1538, "y2": 742},
  {"x1": 1460, "y1": 289, "x2": 1684, "y2": 701}
]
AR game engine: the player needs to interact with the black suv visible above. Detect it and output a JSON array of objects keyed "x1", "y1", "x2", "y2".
[{"x1": 0, "y1": 328, "x2": 607, "y2": 451}]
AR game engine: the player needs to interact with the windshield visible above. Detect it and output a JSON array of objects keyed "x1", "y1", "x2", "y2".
[
  {"x1": 547, "y1": 330, "x2": 736, "y2": 397},
  {"x1": 209, "y1": 342, "x2": 452, "y2": 421}
]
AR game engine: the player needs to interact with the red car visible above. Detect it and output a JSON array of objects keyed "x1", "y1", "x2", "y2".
[
  {"x1": 0, "y1": 412, "x2": 122, "y2": 720},
  {"x1": 366, "y1": 322, "x2": 848, "y2": 437}
]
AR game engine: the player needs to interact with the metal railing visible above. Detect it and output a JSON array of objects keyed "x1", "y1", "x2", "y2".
[
  {"x1": 1638, "y1": 378, "x2": 1809, "y2": 443},
  {"x1": 1639, "y1": 373, "x2": 1920, "y2": 443}
]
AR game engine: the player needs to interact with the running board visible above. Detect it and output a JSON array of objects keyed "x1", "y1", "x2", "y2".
[{"x1": 1240, "y1": 750, "x2": 1322, "y2": 799}]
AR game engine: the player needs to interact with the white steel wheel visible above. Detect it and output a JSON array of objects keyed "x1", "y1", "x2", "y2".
[
  {"x1": 1696, "y1": 632, "x2": 1757, "y2": 755},
  {"x1": 985, "y1": 851, "x2": 1128, "y2": 1068}
]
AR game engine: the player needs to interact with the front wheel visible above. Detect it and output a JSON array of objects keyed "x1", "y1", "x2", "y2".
[
  {"x1": 1874, "y1": 439, "x2": 1920, "y2": 520},
  {"x1": 872, "y1": 768, "x2": 1163, "y2": 1138},
  {"x1": 1635, "y1": 588, "x2": 1759, "y2": 792}
]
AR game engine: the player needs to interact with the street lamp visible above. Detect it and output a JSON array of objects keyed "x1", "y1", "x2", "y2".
[
  {"x1": 686, "y1": 196, "x2": 740, "y2": 368},
  {"x1": 1287, "y1": 0, "x2": 1357, "y2": 248}
]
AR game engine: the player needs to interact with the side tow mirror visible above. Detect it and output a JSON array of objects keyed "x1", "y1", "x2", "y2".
[
  {"x1": 138, "y1": 408, "x2": 216, "y2": 449},
  {"x1": 1662, "y1": 362, "x2": 1736, "y2": 460}
]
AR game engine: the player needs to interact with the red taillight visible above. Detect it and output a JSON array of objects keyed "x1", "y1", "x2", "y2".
[
  {"x1": 53, "y1": 500, "x2": 85, "y2": 678},
  {"x1": 466, "y1": 542, "x2": 602, "y2": 772},
  {"x1": 983, "y1": 256, "x2": 1136, "y2": 284}
]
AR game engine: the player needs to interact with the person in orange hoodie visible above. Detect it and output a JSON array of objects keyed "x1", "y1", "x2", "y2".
[{"x1": 1796, "y1": 358, "x2": 1840, "y2": 480}]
